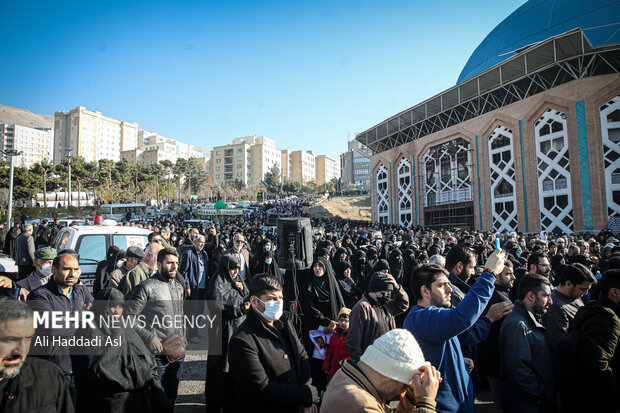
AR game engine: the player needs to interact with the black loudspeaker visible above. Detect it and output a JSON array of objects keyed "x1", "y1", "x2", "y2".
[{"x1": 277, "y1": 217, "x2": 313, "y2": 270}]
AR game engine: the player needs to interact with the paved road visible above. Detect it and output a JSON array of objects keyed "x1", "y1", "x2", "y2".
[
  {"x1": 175, "y1": 351, "x2": 495, "y2": 413},
  {"x1": 176, "y1": 351, "x2": 207, "y2": 412}
]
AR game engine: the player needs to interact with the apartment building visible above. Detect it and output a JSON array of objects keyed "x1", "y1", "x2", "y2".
[
  {"x1": 250, "y1": 137, "x2": 281, "y2": 187},
  {"x1": 211, "y1": 140, "x2": 252, "y2": 186},
  {"x1": 53, "y1": 106, "x2": 138, "y2": 164},
  {"x1": 210, "y1": 136, "x2": 283, "y2": 187},
  {"x1": 290, "y1": 150, "x2": 316, "y2": 184},
  {"x1": 316, "y1": 155, "x2": 340, "y2": 185},
  {"x1": 0, "y1": 124, "x2": 53, "y2": 167}
]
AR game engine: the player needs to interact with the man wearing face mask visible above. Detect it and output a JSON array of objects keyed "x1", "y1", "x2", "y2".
[
  {"x1": 107, "y1": 246, "x2": 144, "y2": 289},
  {"x1": 346, "y1": 271, "x2": 409, "y2": 362},
  {"x1": 17, "y1": 247, "x2": 57, "y2": 293},
  {"x1": 228, "y1": 274, "x2": 318, "y2": 413}
]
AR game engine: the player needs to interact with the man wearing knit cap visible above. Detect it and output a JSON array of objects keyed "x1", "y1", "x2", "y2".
[
  {"x1": 321, "y1": 329, "x2": 440, "y2": 412},
  {"x1": 347, "y1": 271, "x2": 409, "y2": 361},
  {"x1": 17, "y1": 247, "x2": 57, "y2": 293}
]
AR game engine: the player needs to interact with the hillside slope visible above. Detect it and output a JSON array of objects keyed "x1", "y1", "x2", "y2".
[
  {"x1": 309, "y1": 195, "x2": 371, "y2": 221},
  {"x1": 0, "y1": 104, "x2": 53, "y2": 128}
]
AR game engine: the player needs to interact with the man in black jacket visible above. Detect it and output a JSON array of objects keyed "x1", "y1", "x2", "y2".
[
  {"x1": 478, "y1": 260, "x2": 515, "y2": 413},
  {"x1": 0, "y1": 298, "x2": 73, "y2": 413},
  {"x1": 228, "y1": 274, "x2": 319, "y2": 413},
  {"x1": 499, "y1": 275, "x2": 554, "y2": 413},
  {"x1": 27, "y1": 251, "x2": 94, "y2": 404}
]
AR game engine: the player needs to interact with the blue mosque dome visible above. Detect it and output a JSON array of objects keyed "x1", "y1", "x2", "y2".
[{"x1": 457, "y1": 0, "x2": 620, "y2": 84}]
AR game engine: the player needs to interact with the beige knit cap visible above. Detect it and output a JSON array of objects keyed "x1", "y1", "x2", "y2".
[{"x1": 360, "y1": 329, "x2": 426, "y2": 384}]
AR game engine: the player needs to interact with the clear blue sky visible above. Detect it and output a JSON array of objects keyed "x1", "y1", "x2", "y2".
[{"x1": 0, "y1": 0, "x2": 525, "y2": 160}]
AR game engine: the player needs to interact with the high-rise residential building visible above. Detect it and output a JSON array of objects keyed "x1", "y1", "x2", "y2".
[
  {"x1": 210, "y1": 136, "x2": 282, "y2": 187},
  {"x1": 250, "y1": 137, "x2": 281, "y2": 187},
  {"x1": 210, "y1": 139, "x2": 252, "y2": 186},
  {"x1": 290, "y1": 150, "x2": 316, "y2": 184},
  {"x1": 316, "y1": 155, "x2": 340, "y2": 185},
  {"x1": 340, "y1": 139, "x2": 372, "y2": 191},
  {"x1": 0, "y1": 124, "x2": 53, "y2": 167},
  {"x1": 53, "y1": 106, "x2": 138, "y2": 164}
]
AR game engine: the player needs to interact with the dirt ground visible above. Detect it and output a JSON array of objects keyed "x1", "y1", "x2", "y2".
[{"x1": 309, "y1": 195, "x2": 371, "y2": 221}]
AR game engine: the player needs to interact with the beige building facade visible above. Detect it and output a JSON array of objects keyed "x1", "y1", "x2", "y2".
[
  {"x1": 210, "y1": 136, "x2": 283, "y2": 187},
  {"x1": 316, "y1": 155, "x2": 340, "y2": 185},
  {"x1": 53, "y1": 106, "x2": 138, "y2": 164},
  {"x1": 280, "y1": 149, "x2": 291, "y2": 181},
  {"x1": 250, "y1": 137, "x2": 281, "y2": 187},
  {"x1": 290, "y1": 150, "x2": 316, "y2": 184},
  {"x1": 210, "y1": 140, "x2": 252, "y2": 186}
]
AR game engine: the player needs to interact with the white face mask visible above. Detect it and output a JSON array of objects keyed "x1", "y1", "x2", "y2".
[
  {"x1": 255, "y1": 297, "x2": 283, "y2": 321},
  {"x1": 117, "y1": 260, "x2": 124, "y2": 268},
  {"x1": 39, "y1": 264, "x2": 52, "y2": 277},
  {"x1": 265, "y1": 258, "x2": 272, "y2": 265}
]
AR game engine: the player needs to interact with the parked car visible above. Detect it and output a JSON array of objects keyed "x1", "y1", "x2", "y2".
[
  {"x1": 53, "y1": 222, "x2": 150, "y2": 290},
  {"x1": 0, "y1": 253, "x2": 18, "y2": 279}
]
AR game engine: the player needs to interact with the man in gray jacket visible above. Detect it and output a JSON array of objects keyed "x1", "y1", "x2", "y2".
[
  {"x1": 125, "y1": 247, "x2": 186, "y2": 411},
  {"x1": 15, "y1": 224, "x2": 35, "y2": 281}
]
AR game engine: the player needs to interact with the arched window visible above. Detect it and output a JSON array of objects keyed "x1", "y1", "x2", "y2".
[
  {"x1": 535, "y1": 109, "x2": 573, "y2": 233},
  {"x1": 423, "y1": 138, "x2": 472, "y2": 206},
  {"x1": 397, "y1": 158, "x2": 412, "y2": 227},
  {"x1": 376, "y1": 165, "x2": 390, "y2": 224},
  {"x1": 601, "y1": 96, "x2": 620, "y2": 218},
  {"x1": 488, "y1": 125, "x2": 518, "y2": 232}
]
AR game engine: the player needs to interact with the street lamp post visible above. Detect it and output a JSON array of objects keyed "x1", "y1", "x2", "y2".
[
  {"x1": 1, "y1": 149, "x2": 24, "y2": 226},
  {"x1": 66, "y1": 148, "x2": 73, "y2": 207}
]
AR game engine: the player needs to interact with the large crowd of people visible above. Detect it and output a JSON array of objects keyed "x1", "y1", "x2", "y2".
[{"x1": 0, "y1": 198, "x2": 618, "y2": 413}]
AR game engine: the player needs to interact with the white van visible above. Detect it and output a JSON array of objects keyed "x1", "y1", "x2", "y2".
[{"x1": 53, "y1": 222, "x2": 150, "y2": 289}]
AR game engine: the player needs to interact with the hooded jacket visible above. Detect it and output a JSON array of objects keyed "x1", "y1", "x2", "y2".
[
  {"x1": 347, "y1": 284, "x2": 409, "y2": 361},
  {"x1": 321, "y1": 325, "x2": 351, "y2": 378}
]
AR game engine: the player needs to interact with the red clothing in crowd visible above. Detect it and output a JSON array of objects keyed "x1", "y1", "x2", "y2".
[{"x1": 322, "y1": 326, "x2": 351, "y2": 378}]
